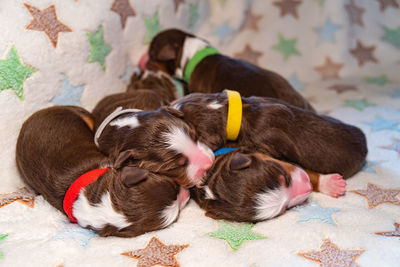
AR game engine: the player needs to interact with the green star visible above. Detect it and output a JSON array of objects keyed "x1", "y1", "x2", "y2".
[
  {"x1": 189, "y1": 3, "x2": 199, "y2": 29},
  {"x1": 0, "y1": 46, "x2": 36, "y2": 100},
  {"x1": 316, "y1": 0, "x2": 326, "y2": 5},
  {"x1": 208, "y1": 221, "x2": 266, "y2": 251},
  {"x1": 87, "y1": 25, "x2": 111, "y2": 71},
  {"x1": 144, "y1": 11, "x2": 162, "y2": 44},
  {"x1": 382, "y1": 26, "x2": 400, "y2": 48},
  {"x1": 272, "y1": 33, "x2": 301, "y2": 60},
  {"x1": 0, "y1": 234, "x2": 8, "y2": 259},
  {"x1": 365, "y1": 75, "x2": 390, "y2": 86},
  {"x1": 343, "y1": 98, "x2": 375, "y2": 111}
]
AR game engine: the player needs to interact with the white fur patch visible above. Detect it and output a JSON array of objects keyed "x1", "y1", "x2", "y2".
[
  {"x1": 163, "y1": 126, "x2": 197, "y2": 156},
  {"x1": 207, "y1": 101, "x2": 223, "y2": 110},
  {"x1": 109, "y1": 114, "x2": 140, "y2": 129},
  {"x1": 73, "y1": 190, "x2": 131, "y2": 230},
  {"x1": 163, "y1": 126, "x2": 214, "y2": 183},
  {"x1": 171, "y1": 102, "x2": 182, "y2": 111},
  {"x1": 197, "y1": 141, "x2": 215, "y2": 162},
  {"x1": 160, "y1": 200, "x2": 180, "y2": 228},
  {"x1": 176, "y1": 37, "x2": 210, "y2": 78},
  {"x1": 203, "y1": 186, "x2": 216, "y2": 200},
  {"x1": 254, "y1": 189, "x2": 289, "y2": 221},
  {"x1": 94, "y1": 107, "x2": 143, "y2": 147}
]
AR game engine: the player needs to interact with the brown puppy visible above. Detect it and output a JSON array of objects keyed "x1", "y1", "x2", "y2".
[
  {"x1": 16, "y1": 106, "x2": 189, "y2": 237},
  {"x1": 92, "y1": 89, "x2": 167, "y2": 131},
  {"x1": 172, "y1": 92, "x2": 367, "y2": 195},
  {"x1": 92, "y1": 71, "x2": 214, "y2": 188},
  {"x1": 193, "y1": 150, "x2": 343, "y2": 222},
  {"x1": 142, "y1": 28, "x2": 314, "y2": 111},
  {"x1": 127, "y1": 70, "x2": 180, "y2": 103},
  {"x1": 93, "y1": 70, "x2": 180, "y2": 130}
]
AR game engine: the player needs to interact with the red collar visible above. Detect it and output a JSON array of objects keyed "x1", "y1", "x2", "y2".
[{"x1": 63, "y1": 168, "x2": 108, "y2": 223}]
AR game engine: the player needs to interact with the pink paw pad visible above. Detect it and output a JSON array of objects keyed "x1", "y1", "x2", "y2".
[{"x1": 318, "y1": 174, "x2": 346, "y2": 198}]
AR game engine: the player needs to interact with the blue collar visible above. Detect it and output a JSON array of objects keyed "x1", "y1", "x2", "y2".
[{"x1": 213, "y1": 147, "x2": 238, "y2": 156}]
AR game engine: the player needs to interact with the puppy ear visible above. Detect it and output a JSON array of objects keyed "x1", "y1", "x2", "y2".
[
  {"x1": 122, "y1": 166, "x2": 149, "y2": 187},
  {"x1": 158, "y1": 43, "x2": 177, "y2": 61},
  {"x1": 114, "y1": 150, "x2": 135, "y2": 169},
  {"x1": 160, "y1": 106, "x2": 184, "y2": 118},
  {"x1": 230, "y1": 153, "x2": 252, "y2": 170}
]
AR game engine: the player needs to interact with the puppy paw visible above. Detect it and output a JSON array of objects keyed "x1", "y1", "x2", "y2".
[{"x1": 318, "y1": 174, "x2": 346, "y2": 198}]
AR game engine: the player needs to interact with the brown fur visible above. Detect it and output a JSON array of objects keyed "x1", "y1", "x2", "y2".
[
  {"x1": 127, "y1": 71, "x2": 180, "y2": 103},
  {"x1": 193, "y1": 150, "x2": 333, "y2": 222},
  {"x1": 92, "y1": 89, "x2": 166, "y2": 131},
  {"x1": 146, "y1": 28, "x2": 314, "y2": 111},
  {"x1": 92, "y1": 70, "x2": 197, "y2": 187},
  {"x1": 174, "y1": 92, "x2": 368, "y2": 178},
  {"x1": 16, "y1": 106, "x2": 180, "y2": 237}
]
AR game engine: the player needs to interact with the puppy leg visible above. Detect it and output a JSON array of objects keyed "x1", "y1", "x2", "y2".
[{"x1": 305, "y1": 170, "x2": 346, "y2": 198}]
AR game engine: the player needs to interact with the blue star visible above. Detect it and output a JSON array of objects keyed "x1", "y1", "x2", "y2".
[
  {"x1": 363, "y1": 117, "x2": 400, "y2": 132},
  {"x1": 361, "y1": 161, "x2": 383, "y2": 174},
  {"x1": 51, "y1": 76, "x2": 85, "y2": 106},
  {"x1": 293, "y1": 201, "x2": 341, "y2": 225},
  {"x1": 211, "y1": 23, "x2": 234, "y2": 43},
  {"x1": 314, "y1": 18, "x2": 341, "y2": 43},
  {"x1": 389, "y1": 89, "x2": 400, "y2": 98},
  {"x1": 52, "y1": 220, "x2": 97, "y2": 248},
  {"x1": 288, "y1": 73, "x2": 307, "y2": 92}
]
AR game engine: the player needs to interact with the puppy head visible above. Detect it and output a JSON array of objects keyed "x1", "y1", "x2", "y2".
[
  {"x1": 81, "y1": 166, "x2": 190, "y2": 238},
  {"x1": 96, "y1": 108, "x2": 214, "y2": 188},
  {"x1": 145, "y1": 29, "x2": 194, "y2": 75},
  {"x1": 128, "y1": 70, "x2": 178, "y2": 103},
  {"x1": 171, "y1": 93, "x2": 228, "y2": 151},
  {"x1": 193, "y1": 152, "x2": 312, "y2": 222}
]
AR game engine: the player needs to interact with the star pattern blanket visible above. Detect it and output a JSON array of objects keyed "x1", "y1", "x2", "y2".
[{"x1": 0, "y1": 0, "x2": 399, "y2": 266}]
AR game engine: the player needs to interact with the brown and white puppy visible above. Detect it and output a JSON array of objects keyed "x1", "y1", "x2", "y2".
[
  {"x1": 141, "y1": 28, "x2": 314, "y2": 111},
  {"x1": 127, "y1": 70, "x2": 182, "y2": 103},
  {"x1": 16, "y1": 106, "x2": 189, "y2": 237},
  {"x1": 172, "y1": 92, "x2": 367, "y2": 195},
  {"x1": 93, "y1": 72, "x2": 214, "y2": 188},
  {"x1": 193, "y1": 150, "x2": 344, "y2": 222},
  {"x1": 92, "y1": 89, "x2": 167, "y2": 131}
]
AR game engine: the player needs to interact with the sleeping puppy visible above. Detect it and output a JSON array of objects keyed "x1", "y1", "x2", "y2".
[
  {"x1": 141, "y1": 28, "x2": 314, "y2": 111},
  {"x1": 16, "y1": 106, "x2": 189, "y2": 237},
  {"x1": 92, "y1": 89, "x2": 167, "y2": 131},
  {"x1": 172, "y1": 92, "x2": 367, "y2": 195},
  {"x1": 127, "y1": 70, "x2": 181, "y2": 103},
  {"x1": 93, "y1": 70, "x2": 180, "y2": 130},
  {"x1": 92, "y1": 72, "x2": 214, "y2": 188},
  {"x1": 193, "y1": 150, "x2": 344, "y2": 222}
]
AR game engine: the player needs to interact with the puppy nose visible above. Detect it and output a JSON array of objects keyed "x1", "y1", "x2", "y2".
[
  {"x1": 189, "y1": 153, "x2": 213, "y2": 180},
  {"x1": 139, "y1": 52, "x2": 149, "y2": 70},
  {"x1": 178, "y1": 187, "x2": 190, "y2": 210},
  {"x1": 286, "y1": 167, "x2": 313, "y2": 208}
]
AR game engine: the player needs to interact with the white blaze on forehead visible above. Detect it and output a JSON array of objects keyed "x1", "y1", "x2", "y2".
[
  {"x1": 163, "y1": 126, "x2": 214, "y2": 183},
  {"x1": 176, "y1": 36, "x2": 210, "y2": 79},
  {"x1": 160, "y1": 200, "x2": 180, "y2": 228},
  {"x1": 73, "y1": 190, "x2": 131, "y2": 230},
  {"x1": 254, "y1": 188, "x2": 289, "y2": 221},
  {"x1": 163, "y1": 125, "x2": 197, "y2": 155},
  {"x1": 109, "y1": 114, "x2": 140, "y2": 129},
  {"x1": 207, "y1": 100, "x2": 223, "y2": 110}
]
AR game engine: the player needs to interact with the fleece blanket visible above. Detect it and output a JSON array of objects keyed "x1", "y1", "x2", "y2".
[{"x1": 1, "y1": 0, "x2": 400, "y2": 266}]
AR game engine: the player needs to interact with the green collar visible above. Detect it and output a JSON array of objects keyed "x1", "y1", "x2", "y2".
[{"x1": 182, "y1": 46, "x2": 219, "y2": 83}]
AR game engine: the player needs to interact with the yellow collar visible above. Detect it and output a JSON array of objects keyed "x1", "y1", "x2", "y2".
[{"x1": 224, "y1": 89, "x2": 242, "y2": 141}]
